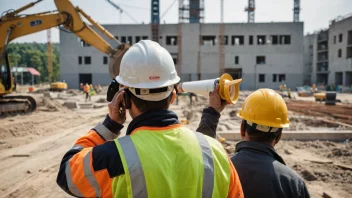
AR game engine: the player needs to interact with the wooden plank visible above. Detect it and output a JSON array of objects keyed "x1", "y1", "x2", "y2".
[
  {"x1": 334, "y1": 164, "x2": 352, "y2": 171},
  {"x1": 318, "y1": 118, "x2": 352, "y2": 128}
]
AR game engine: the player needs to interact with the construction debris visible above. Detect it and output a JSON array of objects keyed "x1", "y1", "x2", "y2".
[
  {"x1": 0, "y1": 87, "x2": 351, "y2": 197},
  {"x1": 11, "y1": 154, "x2": 30, "y2": 158},
  {"x1": 286, "y1": 99, "x2": 352, "y2": 125}
]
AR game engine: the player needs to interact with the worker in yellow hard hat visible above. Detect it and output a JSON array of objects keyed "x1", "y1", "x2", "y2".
[
  {"x1": 198, "y1": 88, "x2": 310, "y2": 198},
  {"x1": 57, "y1": 40, "x2": 244, "y2": 197}
]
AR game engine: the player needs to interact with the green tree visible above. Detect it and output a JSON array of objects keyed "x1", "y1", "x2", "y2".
[{"x1": 6, "y1": 43, "x2": 60, "y2": 83}]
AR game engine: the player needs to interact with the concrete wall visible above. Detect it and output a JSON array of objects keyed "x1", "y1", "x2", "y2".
[
  {"x1": 303, "y1": 34, "x2": 316, "y2": 85},
  {"x1": 328, "y1": 16, "x2": 352, "y2": 86},
  {"x1": 60, "y1": 22, "x2": 304, "y2": 90}
]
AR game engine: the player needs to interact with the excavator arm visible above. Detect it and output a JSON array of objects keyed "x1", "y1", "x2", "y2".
[
  {"x1": 0, "y1": 0, "x2": 129, "y2": 78},
  {"x1": 0, "y1": 0, "x2": 129, "y2": 115}
]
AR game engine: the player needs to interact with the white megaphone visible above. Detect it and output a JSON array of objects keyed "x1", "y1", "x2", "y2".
[{"x1": 178, "y1": 73, "x2": 242, "y2": 104}]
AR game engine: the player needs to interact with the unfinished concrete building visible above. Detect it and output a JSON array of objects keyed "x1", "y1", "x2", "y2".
[
  {"x1": 60, "y1": 22, "x2": 304, "y2": 89},
  {"x1": 328, "y1": 14, "x2": 352, "y2": 87},
  {"x1": 309, "y1": 14, "x2": 352, "y2": 87},
  {"x1": 314, "y1": 29, "x2": 329, "y2": 85},
  {"x1": 303, "y1": 33, "x2": 316, "y2": 85}
]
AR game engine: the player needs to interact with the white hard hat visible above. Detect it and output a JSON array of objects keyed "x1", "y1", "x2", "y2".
[{"x1": 115, "y1": 40, "x2": 180, "y2": 101}]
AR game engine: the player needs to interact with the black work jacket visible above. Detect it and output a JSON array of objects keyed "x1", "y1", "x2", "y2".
[{"x1": 231, "y1": 141, "x2": 310, "y2": 198}]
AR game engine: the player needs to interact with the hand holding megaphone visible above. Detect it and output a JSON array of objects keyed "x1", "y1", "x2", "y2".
[{"x1": 177, "y1": 73, "x2": 242, "y2": 104}]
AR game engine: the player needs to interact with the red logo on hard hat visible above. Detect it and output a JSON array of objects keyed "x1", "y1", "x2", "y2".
[{"x1": 149, "y1": 76, "x2": 160, "y2": 80}]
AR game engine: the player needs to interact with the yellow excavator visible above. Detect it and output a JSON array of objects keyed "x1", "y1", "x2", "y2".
[{"x1": 0, "y1": 0, "x2": 129, "y2": 115}]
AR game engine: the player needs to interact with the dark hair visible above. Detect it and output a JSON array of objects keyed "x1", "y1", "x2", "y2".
[
  {"x1": 241, "y1": 120, "x2": 282, "y2": 143},
  {"x1": 128, "y1": 89, "x2": 173, "y2": 113}
]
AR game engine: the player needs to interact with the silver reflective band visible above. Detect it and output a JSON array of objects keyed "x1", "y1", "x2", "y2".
[
  {"x1": 83, "y1": 151, "x2": 101, "y2": 197},
  {"x1": 71, "y1": 145, "x2": 84, "y2": 150},
  {"x1": 94, "y1": 122, "x2": 119, "y2": 141},
  {"x1": 65, "y1": 160, "x2": 83, "y2": 197},
  {"x1": 195, "y1": 132, "x2": 214, "y2": 198},
  {"x1": 118, "y1": 136, "x2": 148, "y2": 198}
]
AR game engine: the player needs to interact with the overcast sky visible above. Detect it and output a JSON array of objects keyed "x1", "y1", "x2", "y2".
[{"x1": 1, "y1": 0, "x2": 351, "y2": 43}]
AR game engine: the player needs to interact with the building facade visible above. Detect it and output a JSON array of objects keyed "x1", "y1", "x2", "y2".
[
  {"x1": 328, "y1": 15, "x2": 352, "y2": 87},
  {"x1": 60, "y1": 22, "x2": 304, "y2": 90},
  {"x1": 309, "y1": 14, "x2": 352, "y2": 87},
  {"x1": 303, "y1": 33, "x2": 316, "y2": 85}
]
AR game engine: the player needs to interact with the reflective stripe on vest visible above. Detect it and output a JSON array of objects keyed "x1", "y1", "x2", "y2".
[
  {"x1": 195, "y1": 132, "x2": 214, "y2": 198},
  {"x1": 83, "y1": 151, "x2": 101, "y2": 197},
  {"x1": 65, "y1": 160, "x2": 83, "y2": 197},
  {"x1": 115, "y1": 131, "x2": 215, "y2": 198},
  {"x1": 118, "y1": 135, "x2": 148, "y2": 198}
]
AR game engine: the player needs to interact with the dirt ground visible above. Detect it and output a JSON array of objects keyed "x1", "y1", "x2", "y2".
[{"x1": 0, "y1": 89, "x2": 351, "y2": 198}]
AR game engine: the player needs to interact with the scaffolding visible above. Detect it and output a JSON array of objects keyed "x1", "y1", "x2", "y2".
[
  {"x1": 179, "y1": 0, "x2": 204, "y2": 23},
  {"x1": 245, "y1": 0, "x2": 255, "y2": 23},
  {"x1": 151, "y1": 0, "x2": 160, "y2": 42},
  {"x1": 47, "y1": 29, "x2": 53, "y2": 82},
  {"x1": 177, "y1": 23, "x2": 182, "y2": 75}
]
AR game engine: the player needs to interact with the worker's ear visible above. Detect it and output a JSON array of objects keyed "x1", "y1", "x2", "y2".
[
  {"x1": 240, "y1": 120, "x2": 246, "y2": 139},
  {"x1": 170, "y1": 90, "x2": 176, "y2": 104},
  {"x1": 273, "y1": 131, "x2": 282, "y2": 145}
]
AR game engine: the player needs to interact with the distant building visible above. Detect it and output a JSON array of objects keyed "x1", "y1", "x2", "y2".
[
  {"x1": 60, "y1": 22, "x2": 304, "y2": 90},
  {"x1": 308, "y1": 13, "x2": 352, "y2": 87},
  {"x1": 303, "y1": 33, "x2": 316, "y2": 85},
  {"x1": 329, "y1": 14, "x2": 352, "y2": 87}
]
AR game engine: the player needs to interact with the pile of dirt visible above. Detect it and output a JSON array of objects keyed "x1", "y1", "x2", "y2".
[
  {"x1": 96, "y1": 97, "x2": 108, "y2": 103},
  {"x1": 277, "y1": 141, "x2": 352, "y2": 197},
  {"x1": 39, "y1": 97, "x2": 68, "y2": 112},
  {"x1": 0, "y1": 111, "x2": 86, "y2": 150},
  {"x1": 66, "y1": 89, "x2": 80, "y2": 96}
]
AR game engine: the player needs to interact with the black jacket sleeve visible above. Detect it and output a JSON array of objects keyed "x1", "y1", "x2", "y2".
[{"x1": 196, "y1": 107, "x2": 220, "y2": 139}]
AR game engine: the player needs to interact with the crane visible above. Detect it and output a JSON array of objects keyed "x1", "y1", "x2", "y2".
[
  {"x1": 47, "y1": 29, "x2": 53, "y2": 82},
  {"x1": 245, "y1": 0, "x2": 255, "y2": 23},
  {"x1": 293, "y1": 0, "x2": 300, "y2": 22},
  {"x1": 0, "y1": 0, "x2": 130, "y2": 115}
]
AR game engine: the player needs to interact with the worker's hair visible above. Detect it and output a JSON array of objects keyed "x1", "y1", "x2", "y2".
[
  {"x1": 241, "y1": 120, "x2": 282, "y2": 143},
  {"x1": 127, "y1": 89, "x2": 173, "y2": 113}
]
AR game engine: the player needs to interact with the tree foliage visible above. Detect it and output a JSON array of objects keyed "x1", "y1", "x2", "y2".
[{"x1": 7, "y1": 42, "x2": 60, "y2": 82}]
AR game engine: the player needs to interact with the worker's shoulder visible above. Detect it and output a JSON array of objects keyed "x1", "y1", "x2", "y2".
[
  {"x1": 181, "y1": 127, "x2": 224, "y2": 150},
  {"x1": 273, "y1": 160, "x2": 305, "y2": 183}
]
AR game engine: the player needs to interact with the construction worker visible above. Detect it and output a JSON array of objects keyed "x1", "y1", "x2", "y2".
[
  {"x1": 79, "y1": 83, "x2": 83, "y2": 91},
  {"x1": 56, "y1": 40, "x2": 243, "y2": 198},
  {"x1": 83, "y1": 83, "x2": 90, "y2": 102},
  {"x1": 198, "y1": 89, "x2": 310, "y2": 198},
  {"x1": 89, "y1": 84, "x2": 96, "y2": 97}
]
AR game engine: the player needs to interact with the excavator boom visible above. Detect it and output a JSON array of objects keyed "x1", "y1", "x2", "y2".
[{"x1": 0, "y1": 0, "x2": 130, "y2": 115}]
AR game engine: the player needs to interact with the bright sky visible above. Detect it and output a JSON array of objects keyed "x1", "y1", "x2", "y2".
[{"x1": 1, "y1": 0, "x2": 351, "y2": 43}]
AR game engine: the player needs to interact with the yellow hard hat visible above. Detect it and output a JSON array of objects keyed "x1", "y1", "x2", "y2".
[{"x1": 237, "y1": 88, "x2": 289, "y2": 128}]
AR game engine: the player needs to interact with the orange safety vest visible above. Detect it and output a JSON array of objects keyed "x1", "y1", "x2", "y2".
[{"x1": 83, "y1": 85, "x2": 90, "y2": 93}]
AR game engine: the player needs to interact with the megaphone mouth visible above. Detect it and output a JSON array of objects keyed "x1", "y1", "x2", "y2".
[{"x1": 219, "y1": 74, "x2": 242, "y2": 104}]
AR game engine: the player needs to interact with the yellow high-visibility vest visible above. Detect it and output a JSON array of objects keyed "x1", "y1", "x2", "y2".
[{"x1": 112, "y1": 125, "x2": 231, "y2": 198}]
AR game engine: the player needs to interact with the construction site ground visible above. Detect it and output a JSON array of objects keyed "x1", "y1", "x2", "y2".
[{"x1": 0, "y1": 87, "x2": 351, "y2": 198}]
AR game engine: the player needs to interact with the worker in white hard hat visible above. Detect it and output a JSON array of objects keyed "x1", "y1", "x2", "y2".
[
  {"x1": 57, "y1": 40, "x2": 244, "y2": 197},
  {"x1": 198, "y1": 88, "x2": 311, "y2": 198}
]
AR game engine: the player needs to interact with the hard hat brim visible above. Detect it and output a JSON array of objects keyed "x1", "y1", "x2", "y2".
[
  {"x1": 115, "y1": 76, "x2": 180, "y2": 89},
  {"x1": 237, "y1": 113, "x2": 290, "y2": 129}
]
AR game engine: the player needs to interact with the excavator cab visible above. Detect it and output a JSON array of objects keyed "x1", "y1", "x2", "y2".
[{"x1": 0, "y1": 52, "x2": 12, "y2": 94}]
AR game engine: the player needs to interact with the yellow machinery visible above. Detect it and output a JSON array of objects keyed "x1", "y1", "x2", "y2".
[
  {"x1": 0, "y1": 0, "x2": 129, "y2": 115},
  {"x1": 50, "y1": 82, "x2": 68, "y2": 91},
  {"x1": 314, "y1": 92, "x2": 326, "y2": 102}
]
